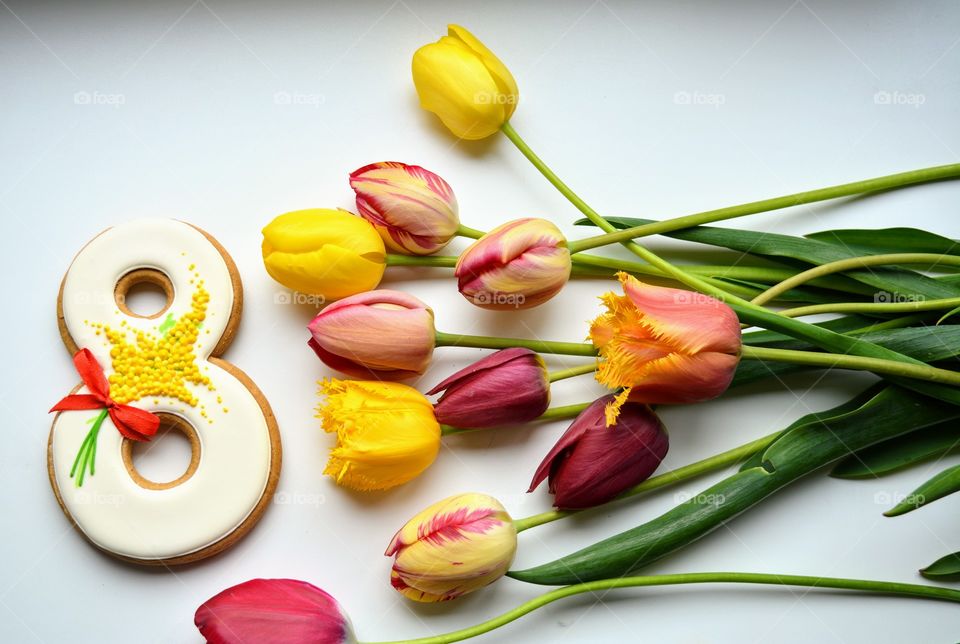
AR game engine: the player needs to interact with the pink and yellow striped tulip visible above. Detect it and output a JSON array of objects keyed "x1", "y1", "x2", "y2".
[
  {"x1": 590, "y1": 272, "x2": 742, "y2": 424},
  {"x1": 350, "y1": 161, "x2": 461, "y2": 255},
  {"x1": 385, "y1": 493, "x2": 517, "y2": 602},
  {"x1": 307, "y1": 290, "x2": 436, "y2": 379},
  {"x1": 455, "y1": 218, "x2": 571, "y2": 310}
]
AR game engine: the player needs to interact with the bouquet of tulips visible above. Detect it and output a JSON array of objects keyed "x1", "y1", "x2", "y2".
[{"x1": 196, "y1": 24, "x2": 960, "y2": 644}]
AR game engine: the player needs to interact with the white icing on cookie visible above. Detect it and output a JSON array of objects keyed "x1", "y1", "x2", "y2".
[{"x1": 51, "y1": 219, "x2": 275, "y2": 561}]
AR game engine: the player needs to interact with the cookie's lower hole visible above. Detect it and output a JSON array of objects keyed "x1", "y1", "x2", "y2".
[
  {"x1": 115, "y1": 268, "x2": 174, "y2": 319},
  {"x1": 122, "y1": 414, "x2": 200, "y2": 490}
]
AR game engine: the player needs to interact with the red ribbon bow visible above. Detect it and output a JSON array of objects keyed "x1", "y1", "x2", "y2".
[{"x1": 50, "y1": 348, "x2": 160, "y2": 441}]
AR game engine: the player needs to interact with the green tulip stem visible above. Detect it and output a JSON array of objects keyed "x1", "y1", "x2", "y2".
[
  {"x1": 385, "y1": 253, "x2": 458, "y2": 268},
  {"x1": 455, "y1": 224, "x2": 486, "y2": 240},
  {"x1": 387, "y1": 251, "x2": 815, "y2": 295},
  {"x1": 547, "y1": 363, "x2": 598, "y2": 382},
  {"x1": 512, "y1": 429, "x2": 781, "y2": 532},
  {"x1": 563, "y1": 165, "x2": 960, "y2": 254},
  {"x1": 782, "y1": 296, "x2": 960, "y2": 318},
  {"x1": 367, "y1": 572, "x2": 960, "y2": 644},
  {"x1": 752, "y1": 253, "x2": 960, "y2": 306},
  {"x1": 499, "y1": 120, "x2": 960, "y2": 402},
  {"x1": 742, "y1": 345, "x2": 960, "y2": 386},
  {"x1": 440, "y1": 402, "x2": 590, "y2": 436},
  {"x1": 434, "y1": 330, "x2": 598, "y2": 356}
]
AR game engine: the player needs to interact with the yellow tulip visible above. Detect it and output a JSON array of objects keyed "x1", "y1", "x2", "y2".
[
  {"x1": 412, "y1": 24, "x2": 519, "y2": 140},
  {"x1": 317, "y1": 379, "x2": 441, "y2": 491},
  {"x1": 261, "y1": 208, "x2": 386, "y2": 300}
]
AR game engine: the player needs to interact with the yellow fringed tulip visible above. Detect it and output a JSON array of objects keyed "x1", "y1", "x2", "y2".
[
  {"x1": 317, "y1": 379, "x2": 441, "y2": 491},
  {"x1": 262, "y1": 208, "x2": 386, "y2": 300},
  {"x1": 412, "y1": 25, "x2": 519, "y2": 140}
]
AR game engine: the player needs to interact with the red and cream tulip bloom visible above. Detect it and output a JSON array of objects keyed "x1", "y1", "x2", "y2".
[
  {"x1": 455, "y1": 218, "x2": 571, "y2": 310},
  {"x1": 591, "y1": 273, "x2": 742, "y2": 424},
  {"x1": 385, "y1": 493, "x2": 517, "y2": 602},
  {"x1": 350, "y1": 161, "x2": 461, "y2": 255}
]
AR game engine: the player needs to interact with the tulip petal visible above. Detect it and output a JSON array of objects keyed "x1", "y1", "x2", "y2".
[
  {"x1": 427, "y1": 347, "x2": 532, "y2": 395},
  {"x1": 385, "y1": 493, "x2": 516, "y2": 602},
  {"x1": 350, "y1": 161, "x2": 460, "y2": 255},
  {"x1": 307, "y1": 290, "x2": 436, "y2": 378},
  {"x1": 619, "y1": 272, "x2": 741, "y2": 355},
  {"x1": 528, "y1": 397, "x2": 603, "y2": 493},
  {"x1": 626, "y1": 351, "x2": 741, "y2": 404},
  {"x1": 455, "y1": 219, "x2": 571, "y2": 310},
  {"x1": 412, "y1": 40, "x2": 505, "y2": 140},
  {"x1": 447, "y1": 24, "x2": 518, "y2": 119},
  {"x1": 194, "y1": 578, "x2": 353, "y2": 644},
  {"x1": 318, "y1": 380, "x2": 441, "y2": 491}
]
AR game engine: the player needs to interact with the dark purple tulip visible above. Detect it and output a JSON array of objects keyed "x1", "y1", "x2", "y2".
[
  {"x1": 427, "y1": 348, "x2": 550, "y2": 429},
  {"x1": 528, "y1": 394, "x2": 669, "y2": 510}
]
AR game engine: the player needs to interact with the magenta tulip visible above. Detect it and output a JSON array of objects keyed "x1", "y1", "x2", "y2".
[
  {"x1": 195, "y1": 578, "x2": 354, "y2": 644},
  {"x1": 528, "y1": 395, "x2": 669, "y2": 510},
  {"x1": 427, "y1": 348, "x2": 549, "y2": 428},
  {"x1": 307, "y1": 289, "x2": 435, "y2": 379}
]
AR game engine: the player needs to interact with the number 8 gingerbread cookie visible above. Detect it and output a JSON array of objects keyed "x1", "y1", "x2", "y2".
[{"x1": 48, "y1": 219, "x2": 281, "y2": 565}]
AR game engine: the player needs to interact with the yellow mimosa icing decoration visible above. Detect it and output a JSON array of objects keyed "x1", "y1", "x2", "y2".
[{"x1": 88, "y1": 282, "x2": 214, "y2": 407}]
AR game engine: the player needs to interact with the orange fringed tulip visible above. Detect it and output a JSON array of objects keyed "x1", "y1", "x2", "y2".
[
  {"x1": 590, "y1": 273, "x2": 742, "y2": 424},
  {"x1": 318, "y1": 380, "x2": 441, "y2": 491},
  {"x1": 385, "y1": 493, "x2": 517, "y2": 602}
]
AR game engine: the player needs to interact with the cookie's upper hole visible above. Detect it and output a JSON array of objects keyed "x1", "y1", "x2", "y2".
[{"x1": 115, "y1": 269, "x2": 174, "y2": 319}]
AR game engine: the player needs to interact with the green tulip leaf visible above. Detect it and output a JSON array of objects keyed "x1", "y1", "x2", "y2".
[
  {"x1": 510, "y1": 384, "x2": 960, "y2": 585},
  {"x1": 830, "y1": 422, "x2": 960, "y2": 479},
  {"x1": 884, "y1": 463, "x2": 960, "y2": 517},
  {"x1": 732, "y1": 325, "x2": 960, "y2": 389},
  {"x1": 574, "y1": 217, "x2": 960, "y2": 300},
  {"x1": 805, "y1": 227, "x2": 960, "y2": 258},
  {"x1": 920, "y1": 551, "x2": 960, "y2": 581}
]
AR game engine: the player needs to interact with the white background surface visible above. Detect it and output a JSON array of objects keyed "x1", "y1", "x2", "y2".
[{"x1": 2, "y1": 1, "x2": 960, "y2": 642}]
